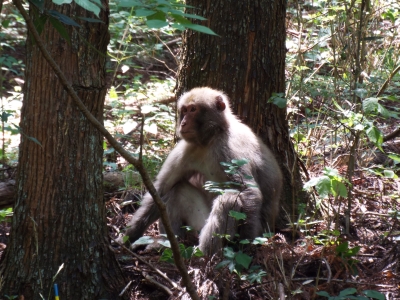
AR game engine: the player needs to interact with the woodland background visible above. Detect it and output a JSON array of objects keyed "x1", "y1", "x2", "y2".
[{"x1": 0, "y1": 0, "x2": 399, "y2": 299}]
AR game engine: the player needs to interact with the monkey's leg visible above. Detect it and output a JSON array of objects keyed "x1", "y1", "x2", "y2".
[
  {"x1": 199, "y1": 189, "x2": 263, "y2": 255},
  {"x1": 159, "y1": 181, "x2": 211, "y2": 238},
  {"x1": 123, "y1": 192, "x2": 161, "y2": 244}
]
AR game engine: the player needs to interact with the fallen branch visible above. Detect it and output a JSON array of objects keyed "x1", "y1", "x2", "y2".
[{"x1": 383, "y1": 127, "x2": 400, "y2": 142}]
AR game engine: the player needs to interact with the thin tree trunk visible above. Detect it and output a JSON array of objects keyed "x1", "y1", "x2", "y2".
[
  {"x1": 177, "y1": 0, "x2": 306, "y2": 228},
  {"x1": 0, "y1": 1, "x2": 125, "y2": 298}
]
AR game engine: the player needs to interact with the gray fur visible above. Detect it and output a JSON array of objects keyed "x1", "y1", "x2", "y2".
[{"x1": 123, "y1": 87, "x2": 283, "y2": 256}]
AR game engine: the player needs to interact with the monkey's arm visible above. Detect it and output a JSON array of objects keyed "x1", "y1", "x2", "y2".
[{"x1": 124, "y1": 141, "x2": 192, "y2": 243}]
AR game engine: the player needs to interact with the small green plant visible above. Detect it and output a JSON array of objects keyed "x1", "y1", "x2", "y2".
[
  {"x1": 334, "y1": 241, "x2": 360, "y2": 275},
  {"x1": 160, "y1": 244, "x2": 203, "y2": 263},
  {"x1": 215, "y1": 246, "x2": 267, "y2": 284},
  {"x1": 0, "y1": 208, "x2": 13, "y2": 222},
  {"x1": 317, "y1": 287, "x2": 385, "y2": 300},
  {"x1": 215, "y1": 247, "x2": 252, "y2": 274},
  {"x1": 204, "y1": 159, "x2": 255, "y2": 195},
  {"x1": 303, "y1": 167, "x2": 349, "y2": 200}
]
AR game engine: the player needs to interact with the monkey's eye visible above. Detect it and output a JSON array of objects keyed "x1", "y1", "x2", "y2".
[
  {"x1": 190, "y1": 106, "x2": 196, "y2": 112},
  {"x1": 182, "y1": 107, "x2": 187, "y2": 113}
]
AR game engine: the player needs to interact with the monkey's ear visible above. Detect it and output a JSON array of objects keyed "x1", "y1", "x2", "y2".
[{"x1": 216, "y1": 96, "x2": 226, "y2": 111}]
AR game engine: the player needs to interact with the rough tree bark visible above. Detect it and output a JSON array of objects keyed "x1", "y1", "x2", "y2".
[
  {"x1": 176, "y1": 0, "x2": 306, "y2": 228},
  {"x1": 0, "y1": 0, "x2": 125, "y2": 299}
]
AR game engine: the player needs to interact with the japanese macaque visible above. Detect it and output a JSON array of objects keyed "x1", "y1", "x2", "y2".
[{"x1": 123, "y1": 87, "x2": 283, "y2": 255}]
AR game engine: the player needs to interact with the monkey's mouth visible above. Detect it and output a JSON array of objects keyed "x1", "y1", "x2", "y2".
[{"x1": 180, "y1": 130, "x2": 195, "y2": 135}]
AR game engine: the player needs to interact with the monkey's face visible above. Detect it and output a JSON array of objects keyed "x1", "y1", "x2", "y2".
[
  {"x1": 179, "y1": 104, "x2": 203, "y2": 143},
  {"x1": 178, "y1": 96, "x2": 228, "y2": 146}
]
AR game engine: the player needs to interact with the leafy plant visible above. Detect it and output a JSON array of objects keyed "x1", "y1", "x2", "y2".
[
  {"x1": 0, "y1": 208, "x2": 13, "y2": 222},
  {"x1": 115, "y1": 0, "x2": 217, "y2": 34},
  {"x1": 215, "y1": 247, "x2": 252, "y2": 274},
  {"x1": 335, "y1": 241, "x2": 360, "y2": 274},
  {"x1": 204, "y1": 159, "x2": 255, "y2": 195},
  {"x1": 317, "y1": 288, "x2": 385, "y2": 300},
  {"x1": 304, "y1": 167, "x2": 349, "y2": 199},
  {"x1": 160, "y1": 244, "x2": 203, "y2": 263}
]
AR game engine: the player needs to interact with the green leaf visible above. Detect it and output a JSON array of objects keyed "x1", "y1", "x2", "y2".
[
  {"x1": 47, "y1": 10, "x2": 81, "y2": 27},
  {"x1": 303, "y1": 177, "x2": 320, "y2": 189},
  {"x1": 229, "y1": 210, "x2": 247, "y2": 220},
  {"x1": 180, "y1": 245, "x2": 194, "y2": 259},
  {"x1": 27, "y1": 136, "x2": 43, "y2": 147},
  {"x1": 331, "y1": 180, "x2": 347, "y2": 197},
  {"x1": 132, "y1": 236, "x2": 154, "y2": 245},
  {"x1": 33, "y1": 15, "x2": 48, "y2": 36},
  {"x1": 160, "y1": 248, "x2": 174, "y2": 263},
  {"x1": 354, "y1": 88, "x2": 367, "y2": 99},
  {"x1": 180, "y1": 12, "x2": 207, "y2": 20},
  {"x1": 74, "y1": 0, "x2": 101, "y2": 17},
  {"x1": 366, "y1": 126, "x2": 383, "y2": 150},
  {"x1": 363, "y1": 97, "x2": 379, "y2": 113},
  {"x1": 171, "y1": 23, "x2": 185, "y2": 31},
  {"x1": 135, "y1": 9, "x2": 157, "y2": 17},
  {"x1": 184, "y1": 23, "x2": 218, "y2": 35},
  {"x1": 253, "y1": 237, "x2": 268, "y2": 245},
  {"x1": 316, "y1": 291, "x2": 331, "y2": 297},
  {"x1": 268, "y1": 93, "x2": 287, "y2": 108},
  {"x1": 335, "y1": 241, "x2": 349, "y2": 254},
  {"x1": 158, "y1": 239, "x2": 171, "y2": 248},
  {"x1": 1, "y1": 19, "x2": 10, "y2": 28},
  {"x1": 31, "y1": 0, "x2": 45, "y2": 11},
  {"x1": 48, "y1": 17, "x2": 71, "y2": 43},
  {"x1": 52, "y1": 0, "x2": 72, "y2": 4},
  {"x1": 388, "y1": 153, "x2": 400, "y2": 164},
  {"x1": 235, "y1": 252, "x2": 252, "y2": 269},
  {"x1": 170, "y1": 13, "x2": 191, "y2": 25},
  {"x1": 223, "y1": 247, "x2": 235, "y2": 259},
  {"x1": 363, "y1": 290, "x2": 385, "y2": 300},
  {"x1": 315, "y1": 176, "x2": 332, "y2": 198},
  {"x1": 231, "y1": 158, "x2": 249, "y2": 166},
  {"x1": 345, "y1": 246, "x2": 360, "y2": 257},
  {"x1": 146, "y1": 19, "x2": 169, "y2": 28},
  {"x1": 193, "y1": 247, "x2": 203, "y2": 257},
  {"x1": 215, "y1": 260, "x2": 231, "y2": 269},
  {"x1": 147, "y1": 10, "x2": 166, "y2": 21},
  {"x1": 116, "y1": 0, "x2": 143, "y2": 7},
  {"x1": 338, "y1": 288, "x2": 357, "y2": 296},
  {"x1": 383, "y1": 170, "x2": 397, "y2": 179},
  {"x1": 77, "y1": 17, "x2": 104, "y2": 23},
  {"x1": 323, "y1": 167, "x2": 340, "y2": 178}
]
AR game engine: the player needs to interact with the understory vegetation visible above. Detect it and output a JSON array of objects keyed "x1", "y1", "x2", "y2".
[{"x1": 0, "y1": 0, "x2": 399, "y2": 299}]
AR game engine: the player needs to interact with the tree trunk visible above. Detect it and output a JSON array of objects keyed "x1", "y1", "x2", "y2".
[
  {"x1": 177, "y1": 0, "x2": 306, "y2": 228},
  {"x1": 0, "y1": 1, "x2": 125, "y2": 299}
]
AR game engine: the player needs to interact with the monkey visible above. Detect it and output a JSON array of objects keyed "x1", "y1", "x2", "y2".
[{"x1": 122, "y1": 87, "x2": 283, "y2": 256}]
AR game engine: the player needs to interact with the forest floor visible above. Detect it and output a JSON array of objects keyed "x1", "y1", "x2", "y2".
[{"x1": 106, "y1": 132, "x2": 400, "y2": 300}]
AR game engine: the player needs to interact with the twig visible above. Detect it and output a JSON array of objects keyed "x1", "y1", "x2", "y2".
[
  {"x1": 376, "y1": 64, "x2": 400, "y2": 142},
  {"x1": 383, "y1": 127, "x2": 400, "y2": 142},
  {"x1": 12, "y1": 1, "x2": 199, "y2": 299},
  {"x1": 142, "y1": 272, "x2": 173, "y2": 296},
  {"x1": 322, "y1": 258, "x2": 331, "y2": 283},
  {"x1": 110, "y1": 236, "x2": 179, "y2": 290},
  {"x1": 155, "y1": 96, "x2": 176, "y2": 105},
  {"x1": 119, "y1": 280, "x2": 132, "y2": 297},
  {"x1": 278, "y1": 283, "x2": 285, "y2": 300},
  {"x1": 376, "y1": 64, "x2": 400, "y2": 97}
]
